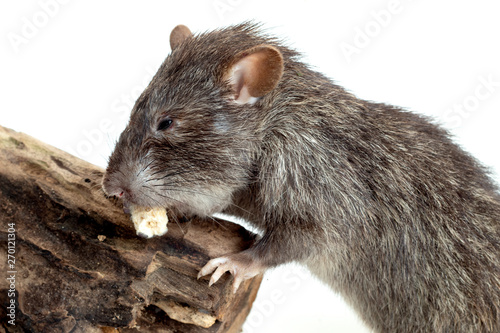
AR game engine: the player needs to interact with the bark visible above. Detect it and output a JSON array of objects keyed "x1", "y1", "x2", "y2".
[{"x1": 0, "y1": 126, "x2": 261, "y2": 333}]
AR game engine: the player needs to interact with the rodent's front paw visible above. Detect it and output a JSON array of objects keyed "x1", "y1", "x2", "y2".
[{"x1": 197, "y1": 254, "x2": 264, "y2": 293}]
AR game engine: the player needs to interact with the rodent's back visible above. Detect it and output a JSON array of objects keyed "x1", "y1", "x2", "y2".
[{"x1": 244, "y1": 65, "x2": 500, "y2": 330}]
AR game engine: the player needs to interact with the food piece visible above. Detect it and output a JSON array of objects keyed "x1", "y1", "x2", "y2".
[{"x1": 129, "y1": 205, "x2": 169, "y2": 238}]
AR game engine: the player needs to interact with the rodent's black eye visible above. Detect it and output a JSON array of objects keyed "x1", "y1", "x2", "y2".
[{"x1": 157, "y1": 117, "x2": 173, "y2": 131}]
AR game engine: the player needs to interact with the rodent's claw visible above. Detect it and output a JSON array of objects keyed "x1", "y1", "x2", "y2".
[
  {"x1": 197, "y1": 257, "x2": 229, "y2": 285},
  {"x1": 198, "y1": 254, "x2": 262, "y2": 293}
]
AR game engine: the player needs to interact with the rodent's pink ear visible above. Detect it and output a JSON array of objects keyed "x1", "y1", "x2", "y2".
[
  {"x1": 226, "y1": 45, "x2": 284, "y2": 104},
  {"x1": 170, "y1": 25, "x2": 192, "y2": 50}
]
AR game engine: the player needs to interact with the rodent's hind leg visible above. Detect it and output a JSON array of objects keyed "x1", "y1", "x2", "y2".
[{"x1": 197, "y1": 252, "x2": 264, "y2": 293}]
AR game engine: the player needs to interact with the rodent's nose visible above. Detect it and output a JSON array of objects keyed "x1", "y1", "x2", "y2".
[
  {"x1": 115, "y1": 188, "x2": 130, "y2": 200},
  {"x1": 101, "y1": 171, "x2": 134, "y2": 203},
  {"x1": 103, "y1": 187, "x2": 125, "y2": 198},
  {"x1": 103, "y1": 183, "x2": 130, "y2": 201},
  {"x1": 103, "y1": 186, "x2": 134, "y2": 214}
]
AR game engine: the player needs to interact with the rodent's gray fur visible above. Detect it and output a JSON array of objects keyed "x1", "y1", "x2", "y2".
[{"x1": 103, "y1": 23, "x2": 500, "y2": 332}]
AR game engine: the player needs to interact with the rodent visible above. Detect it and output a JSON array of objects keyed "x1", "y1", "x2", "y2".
[{"x1": 102, "y1": 23, "x2": 500, "y2": 332}]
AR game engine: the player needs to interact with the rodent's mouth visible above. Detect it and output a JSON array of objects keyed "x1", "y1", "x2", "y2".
[{"x1": 122, "y1": 200, "x2": 132, "y2": 215}]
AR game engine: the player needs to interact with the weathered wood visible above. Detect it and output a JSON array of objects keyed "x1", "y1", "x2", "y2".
[{"x1": 0, "y1": 125, "x2": 262, "y2": 333}]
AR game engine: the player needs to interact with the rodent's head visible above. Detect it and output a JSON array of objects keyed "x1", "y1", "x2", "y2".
[{"x1": 102, "y1": 23, "x2": 284, "y2": 216}]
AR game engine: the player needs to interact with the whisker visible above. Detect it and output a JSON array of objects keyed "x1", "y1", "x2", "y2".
[
  {"x1": 137, "y1": 159, "x2": 156, "y2": 177},
  {"x1": 146, "y1": 185, "x2": 254, "y2": 217},
  {"x1": 151, "y1": 192, "x2": 229, "y2": 231},
  {"x1": 169, "y1": 214, "x2": 186, "y2": 235},
  {"x1": 138, "y1": 188, "x2": 164, "y2": 207},
  {"x1": 205, "y1": 214, "x2": 230, "y2": 231},
  {"x1": 146, "y1": 169, "x2": 195, "y2": 183}
]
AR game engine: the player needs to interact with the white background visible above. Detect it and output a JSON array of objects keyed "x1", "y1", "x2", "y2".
[{"x1": 2, "y1": 1, "x2": 499, "y2": 332}]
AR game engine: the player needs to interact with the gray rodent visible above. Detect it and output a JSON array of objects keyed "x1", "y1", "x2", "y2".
[{"x1": 102, "y1": 23, "x2": 500, "y2": 332}]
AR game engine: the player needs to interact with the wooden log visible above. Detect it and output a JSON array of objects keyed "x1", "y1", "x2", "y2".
[{"x1": 0, "y1": 125, "x2": 262, "y2": 333}]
